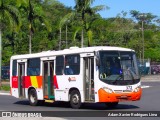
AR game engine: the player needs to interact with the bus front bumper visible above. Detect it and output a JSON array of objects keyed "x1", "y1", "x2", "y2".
[{"x1": 98, "y1": 88, "x2": 142, "y2": 102}]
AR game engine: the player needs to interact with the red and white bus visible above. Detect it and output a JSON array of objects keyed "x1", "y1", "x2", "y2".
[{"x1": 10, "y1": 46, "x2": 142, "y2": 109}]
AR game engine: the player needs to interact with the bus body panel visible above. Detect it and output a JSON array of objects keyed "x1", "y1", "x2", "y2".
[
  {"x1": 54, "y1": 74, "x2": 84, "y2": 101},
  {"x1": 11, "y1": 75, "x2": 44, "y2": 99},
  {"x1": 11, "y1": 88, "x2": 19, "y2": 98},
  {"x1": 97, "y1": 82, "x2": 142, "y2": 102},
  {"x1": 11, "y1": 76, "x2": 19, "y2": 98},
  {"x1": 10, "y1": 46, "x2": 142, "y2": 107},
  {"x1": 94, "y1": 74, "x2": 142, "y2": 102}
]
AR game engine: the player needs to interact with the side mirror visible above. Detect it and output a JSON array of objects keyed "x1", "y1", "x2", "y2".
[{"x1": 96, "y1": 57, "x2": 100, "y2": 67}]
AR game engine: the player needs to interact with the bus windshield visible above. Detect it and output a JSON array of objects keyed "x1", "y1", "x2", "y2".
[{"x1": 99, "y1": 51, "x2": 140, "y2": 85}]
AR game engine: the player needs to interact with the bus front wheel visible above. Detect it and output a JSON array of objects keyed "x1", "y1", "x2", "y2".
[
  {"x1": 70, "y1": 90, "x2": 81, "y2": 109},
  {"x1": 105, "y1": 102, "x2": 118, "y2": 108}
]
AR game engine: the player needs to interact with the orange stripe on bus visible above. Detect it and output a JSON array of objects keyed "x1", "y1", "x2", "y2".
[
  {"x1": 98, "y1": 88, "x2": 118, "y2": 102},
  {"x1": 36, "y1": 76, "x2": 42, "y2": 88},
  {"x1": 98, "y1": 88, "x2": 142, "y2": 102}
]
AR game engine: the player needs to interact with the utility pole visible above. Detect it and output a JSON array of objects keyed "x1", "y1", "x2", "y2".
[
  {"x1": 141, "y1": 19, "x2": 144, "y2": 63},
  {"x1": 140, "y1": 51, "x2": 142, "y2": 63},
  {"x1": 29, "y1": 30, "x2": 32, "y2": 54},
  {"x1": 139, "y1": 13, "x2": 146, "y2": 63},
  {"x1": 66, "y1": 25, "x2": 68, "y2": 48},
  {"x1": 59, "y1": 27, "x2": 62, "y2": 50},
  {"x1": 81, "y1": 29, "x2": 84, "y2": 48}
]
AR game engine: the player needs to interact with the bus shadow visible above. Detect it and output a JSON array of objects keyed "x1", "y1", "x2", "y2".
[
  {"x1": 14, "y1": 100, "x2": 139, "y2": 110},
  {"x1": 14, "y1": 100, "x2": 71, "y2": 108},
  {"x1": 14, "y1": 100, "x2": 30, "y2": 106},
  {"x1": 81, "y1": 103, "x2": 139, "y2": 110}
]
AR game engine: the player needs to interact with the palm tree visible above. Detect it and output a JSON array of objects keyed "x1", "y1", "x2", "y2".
[
  {"x1": 0, "y1": 0, "x2": 21, "y2": 84},
  {"x1": 130, "y1": 10, "x2": 157, "y2": 61},
  {"x1": 59, "y1": 0, "x2": 108, "y2": 47},
  {"x1": 74, "y1": 0, "x2": 108, "y2": 47},
  {"x1": 17, "y1": 0, "x2": 51, "y2": 53},
  {"x1": 59, "y1": 13, "x2": 73, "y2": 49}
]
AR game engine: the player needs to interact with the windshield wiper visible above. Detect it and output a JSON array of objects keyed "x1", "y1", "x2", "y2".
[{"x1": 128, "y1": 69, "x2": 137, "y2": 82}]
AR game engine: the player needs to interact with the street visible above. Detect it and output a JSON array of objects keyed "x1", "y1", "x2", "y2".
[{"x1": 0, "y1": 81, "x2": 160, "y2": 120}]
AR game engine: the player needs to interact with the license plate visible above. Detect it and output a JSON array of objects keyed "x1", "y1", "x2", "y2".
[{"x1": 120, "y1": 95, "x2": 127, "y2": 98}]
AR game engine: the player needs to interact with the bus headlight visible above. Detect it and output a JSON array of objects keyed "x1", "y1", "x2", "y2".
[
  {"x1": 103, "y1": 87, "x2": 113, "y2": 94},
  {"x1": 134, "y1": 87, "x2": 141, "y2": 92}
]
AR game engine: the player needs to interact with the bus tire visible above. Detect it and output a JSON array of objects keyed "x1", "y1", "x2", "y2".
[
  {"x1": 105, "y1": 102, "x2": 118, "y2": 108},
  {"x1": 29, "y1": 89, "x2": 39, "y2": 106},
  {"x1": 70, "y1": 90, "x2": 81, "y2": 109}
]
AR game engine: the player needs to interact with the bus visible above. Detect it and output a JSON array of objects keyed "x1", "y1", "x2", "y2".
[{"x1": 10, "y1": 46, "x2": 142, "y2": 109}]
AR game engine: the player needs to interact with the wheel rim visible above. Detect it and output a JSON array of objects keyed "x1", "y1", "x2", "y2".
[
  {"x1": 72, "y1": 94, "x2": 79, "y2": 105},
  {"x1": 30, "y1": 92, "x2": 36, "y2": 103}
]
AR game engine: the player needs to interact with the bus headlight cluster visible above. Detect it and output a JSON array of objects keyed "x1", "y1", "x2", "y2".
[
  {"x1": 103, "y1": 87, "x2": 113, "y2": 94},
  {"x1": 134, "y1": 87, "x2": 141, "y2": 92}
]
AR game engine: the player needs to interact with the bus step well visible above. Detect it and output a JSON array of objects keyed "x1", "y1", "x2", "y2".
[
  {"x1": 84, "y1": 100, "x2": 95, "y2": 103},
  {"x1": 45, "y1": 100, "x2": 54, "y2": 103}
]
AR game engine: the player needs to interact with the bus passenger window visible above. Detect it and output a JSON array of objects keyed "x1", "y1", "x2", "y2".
[
  {"x1": 12, "y1": 60, "x2": 17, "y2": 76},
  {"x1": 56, "y1": 56, "x2": 64, "y2": 75},
  {"x1": 64, "y1": 59, "x2": 74, "y2": 75},
  {"x1": 65, "y1": 54, "x2": 80, "y2": 75},
  {"x1": 27, "y1": 58, "x2": 40, "y2": 76}
]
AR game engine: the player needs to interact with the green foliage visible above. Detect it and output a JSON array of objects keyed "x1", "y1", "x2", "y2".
[
  {"x1": 145, "y1": 48, "x2": 160, "y2": 61},
  {"x1": 1, "y1": 0, "x2": 160, "y2": 66},
  {"x1": 0, "y1": 0, "x2": 21, "y2": 31},
  {"x1": 0, "y1": 84, "x2": 10, "y2": 91}
]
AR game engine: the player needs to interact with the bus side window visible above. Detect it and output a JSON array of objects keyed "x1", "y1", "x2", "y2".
[
  {"x1": 56, "y1": 56, "x2": 64, "y2": 75},
  {"x1": 27, "y1": 58, "x2": 40, "y2": 76},
  {"x1": 65, "y1": 54, "x2": 80, "y2": 75},
  {"x1": 12, "y1": 60, "x2": 17, "y2": 76}
]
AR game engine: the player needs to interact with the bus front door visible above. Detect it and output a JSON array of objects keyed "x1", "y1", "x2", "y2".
[
  {"x1": 43, "y1": 61, "x2": 54, "y2": 99},
  {"x1": 84, "y1": 57, "x2": 95, "y2": 101},
  {"x1": 18, "y1": 62, "x2": 25, "y2": 98}
]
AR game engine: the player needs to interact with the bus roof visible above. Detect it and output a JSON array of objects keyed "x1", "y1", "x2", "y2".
[{"x1": 11, "y1": 46, "x2": 134, "y2": 60}]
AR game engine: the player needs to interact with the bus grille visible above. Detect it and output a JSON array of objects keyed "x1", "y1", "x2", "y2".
[
  {"x1": 114, "y1": 90, "x2": 132, "y2": 93},
  {"x1": 116, "y1": 96, "x2": 132, "y2": 101}
]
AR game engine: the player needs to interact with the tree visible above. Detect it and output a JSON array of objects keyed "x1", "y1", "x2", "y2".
[
  {"x1": 74, "y1": 0, "x2": 107, "y2": 47},
  {"x1": 130, "y1": 10, "x2": 157, "y2": 24},
  {"x1": 17, "y1": 0, "x2": 51, "y2": 53},
  {"x1": 0, "y1": 0, "x2": 21, "y2": 83},
  {"x1": 59, "y1": 13, "x2": 72, "y2": 49},
  {"x1": 130, "y1": 10, "x2": 157, "y2": 60}
]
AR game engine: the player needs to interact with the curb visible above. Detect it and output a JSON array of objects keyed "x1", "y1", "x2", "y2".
[
  {"x1": 0, "y1": 91, "x2": 10, "y2": 95},
  {"x1": 0, "y1": 93, "x2": 10, "y2": 95}
]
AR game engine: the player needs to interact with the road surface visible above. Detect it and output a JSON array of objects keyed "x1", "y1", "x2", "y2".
[{"x1": 0, "y1": 81, "x2": 160, "y2": 120}]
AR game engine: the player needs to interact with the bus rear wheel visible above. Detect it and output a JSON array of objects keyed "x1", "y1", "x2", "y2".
[
  {"x1": 70, "y1": 90, "x2": 81, "y2": 109},
  {"x1": 29, "y1": 89, "x2": 44, "y2": 106},
  {"x1": 105, "y1": 102, "x2": 118, "y2": 108}
]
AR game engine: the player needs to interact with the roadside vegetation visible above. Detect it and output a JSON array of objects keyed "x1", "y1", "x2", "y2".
[
  {"x1": 0, "y1": 84, "x2": 10, "y2": 91},
  {"x1": 1, "y1": 0, "x2": 160, "y2": 66}
]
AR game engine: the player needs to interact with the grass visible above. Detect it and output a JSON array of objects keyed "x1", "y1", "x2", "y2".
[{"x1": 0, "y1": 84, "x2": 10, "y2": 91}]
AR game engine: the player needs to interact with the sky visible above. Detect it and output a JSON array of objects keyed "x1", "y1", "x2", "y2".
[{"x1": 57, "y1": 0, "x2": 160, "y2": 18}]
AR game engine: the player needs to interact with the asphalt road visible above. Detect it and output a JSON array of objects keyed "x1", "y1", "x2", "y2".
[{"x1": 0, "y1": 81, "x2": 160, "y2": 120}]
